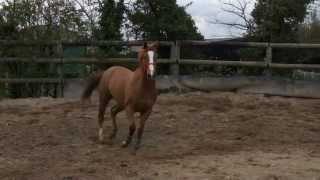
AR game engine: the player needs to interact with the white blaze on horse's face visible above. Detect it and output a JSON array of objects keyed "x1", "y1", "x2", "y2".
[{"x1": 147, "y1": 50, "x2": 155, "y2": 77}]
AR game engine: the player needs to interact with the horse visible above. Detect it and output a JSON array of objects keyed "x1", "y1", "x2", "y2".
[{"x1": 81, "y1": 42, "x2": 159, "y2": 151}]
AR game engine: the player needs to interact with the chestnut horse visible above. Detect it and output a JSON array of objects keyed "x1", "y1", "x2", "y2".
[{"x1": 81, "y1": 42, "x2": 158, "y2": 151}]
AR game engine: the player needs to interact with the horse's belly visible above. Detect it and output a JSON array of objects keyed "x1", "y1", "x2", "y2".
[{"x1": 107, "y1": 67, "x2": 132, "y2": 106}]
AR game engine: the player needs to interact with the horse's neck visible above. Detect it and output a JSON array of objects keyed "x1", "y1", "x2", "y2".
[{"x1": 135, "y1": 66, "x2": 155, "y2": 92}]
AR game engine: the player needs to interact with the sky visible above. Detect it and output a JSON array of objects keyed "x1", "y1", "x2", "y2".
[{"x1": 177, "y1": 0, "x2": 255, "y2": 39}]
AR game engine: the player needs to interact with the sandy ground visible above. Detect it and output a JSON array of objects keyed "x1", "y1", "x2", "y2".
[{"x1": 0, "y1": 92, "x2": 320, "y2": 180}]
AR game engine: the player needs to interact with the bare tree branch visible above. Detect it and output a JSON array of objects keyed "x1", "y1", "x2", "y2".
[
  {"x1": 72, "y1": 0, "x2": 101, "y2": 35},
  {"x1": 210, "y1": 0, "x2": 254, "y2": 36},
  {"x1": 74, "y1": 0, "x2": 94, "y2": 24}
]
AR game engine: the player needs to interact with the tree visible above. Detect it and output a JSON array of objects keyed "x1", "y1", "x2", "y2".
[
  {"x1": 212, "y1": 0, "x2": 255, "y2": 37},
  {"x1": 299, "y1": 9, "x2": 320, "y2": 43},
  {"x1": 73, "y1": 0, "x2": 107, "y2": 37},
  {"x1": 127, "y1": 0, "x2": 203, "y2": 41},
  {"x1": 215, "y1": 0, "x2": 315, "y2": 42},
  {"x1": 251, "y1": 0, "x2": 315, "y2": 42},
  {"x1": 0, "y1": 0, "x2": 88, "y2": 98},
  {"x1": 295, "y1": 9, "x2": 320, "y2": 64},
  {"x1": 96, "y1": 0, "x2": 125, "y2": 40},
  {"x1": 0, "y1": 0, "x2": 87, "y2": 41}
]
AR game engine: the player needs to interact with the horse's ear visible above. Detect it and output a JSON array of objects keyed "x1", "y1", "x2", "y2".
[{"x1": 150, "y1": 41, "x2": 159, "y2": 51}]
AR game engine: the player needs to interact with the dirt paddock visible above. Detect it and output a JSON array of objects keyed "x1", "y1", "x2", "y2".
[{"x1": 1, "y1": 92, "x2": 320, "y2": 180}]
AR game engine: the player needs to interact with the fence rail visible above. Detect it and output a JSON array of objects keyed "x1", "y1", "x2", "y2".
[
  {"x1": 1, "y1": 40, "x2": 320, "y2": 97},
  {"x1": 181, "y1": 40, "x2": 320, "y2": 48},
  {"x1": 0, "y1": 57, "x2": 173, "y2": 64},
  {"x1": 0, "y1": 78, "x2": 61, "y2": 83},
  {"x1": 0, "y1": 40, "x2": 174, "y2": 46}
]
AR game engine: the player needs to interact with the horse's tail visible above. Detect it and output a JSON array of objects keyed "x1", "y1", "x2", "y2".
[{"x1": 81, "y1": 70, "x2": 103, "y2": 101}]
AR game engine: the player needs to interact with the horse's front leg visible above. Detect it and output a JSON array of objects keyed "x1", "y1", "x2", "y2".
[
  {"x1": 122, "y1": 107, "x2": 135, "y2": 147},
  {"x1": 135, "y1": 109, "x2": 152, "y2": 151}
]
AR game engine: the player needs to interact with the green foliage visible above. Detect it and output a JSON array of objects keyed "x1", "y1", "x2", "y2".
[
  {"x1": 240, "y1": 0, "x2": 320, "y2": 78},
  {"x1": 299, "y1": 10, "x2": 320, "y2": 43},
  {"x1": 95, "y1": 0, "x2": 124, "y2": 40},
  {"x1": 127, "y1": 0, "x2": 203, "y2": 40},
  {"x1": 0, "y1": 0, "x2": 91, "y2": 98},
  {"x1": 92, "y1": 0, "x2": 126, "y2": 65},
  {"x1": 295, "y1": 11, "x2": 320, "y2": 68},
  {"x1": 251, "y1": 0, "x2": 315, "y2": 42},
  {"x1": 0, "y1": 0, "x2": 87, "y2": 41}
]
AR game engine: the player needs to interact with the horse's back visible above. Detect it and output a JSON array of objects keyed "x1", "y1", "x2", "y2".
[
  {"x1": 105, "y1": 66, "x2": 132, "y2": 76},
  {"x1": 100, "y1": 66, "x2": 133, "y2": 106}
]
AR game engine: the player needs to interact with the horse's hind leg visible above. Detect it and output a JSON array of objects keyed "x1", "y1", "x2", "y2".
[
  {"x1": 109, "y1": 105, "x2": 123, "y2": 140},
  {"x1": 135, "y1": 110, "x2": 152, "y2": 150},
  {"x1": 98, "y1": 94, "x2": 111, "y2": 143},
  {"x1": 121, "y1": 107, "x2": 135, "y2": 148}
]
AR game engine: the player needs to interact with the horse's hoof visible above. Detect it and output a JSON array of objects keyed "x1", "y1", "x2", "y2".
[{"x1": 121, "y1": 141, "x2": 129, "y2": 148}]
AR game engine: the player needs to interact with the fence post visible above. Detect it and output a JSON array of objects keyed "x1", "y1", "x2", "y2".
[
  {"x1": 57, "y1": 41, "x2": 64, "y2": 98},
  {"x1": 170, "y1": 41, "x2": 180, "y2": 77},
  {"x1": 264, "y1": 44, "x2": 272, "y2": 76}
]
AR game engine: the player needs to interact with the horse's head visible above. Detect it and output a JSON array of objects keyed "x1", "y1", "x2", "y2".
[{"x1": 139, "y1": 41, "x2": 159, "y2": 80}]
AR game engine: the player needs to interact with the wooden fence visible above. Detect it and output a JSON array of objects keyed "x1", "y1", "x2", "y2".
[{"x1": 1, "y1": 40, "x2": 320, "y2": 97}]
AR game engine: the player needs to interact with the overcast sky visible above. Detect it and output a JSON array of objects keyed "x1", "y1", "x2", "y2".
[{"x1": 177, "y1": 0, "x2": 255, "y2": 39}]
